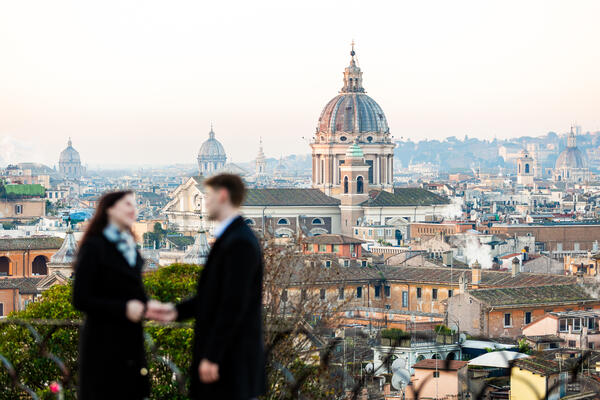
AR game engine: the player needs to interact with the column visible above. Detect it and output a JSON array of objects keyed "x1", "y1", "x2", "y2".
[{"x1": 375, "y1": 155, "x2": 380, "y2": 185}]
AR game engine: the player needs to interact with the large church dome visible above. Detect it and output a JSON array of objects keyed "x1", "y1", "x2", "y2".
[
  {"x1": 317, "y1": 45, "x2": 389, "y2": 135},
  {"x1": 318, "y1": 93, "x2": 389, "y2": 134},
  {"x1": 59, "y1": 138, "x2": 81, "y2": 163}
]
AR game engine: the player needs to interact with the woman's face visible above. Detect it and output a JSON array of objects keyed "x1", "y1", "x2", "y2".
[{"x1": 107, "y1": 193, "x2": 137, "y2": 229}]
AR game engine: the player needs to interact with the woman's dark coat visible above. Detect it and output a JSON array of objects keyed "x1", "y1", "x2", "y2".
[{"x1": 72, "y1": 234, "x2": 149, "y2": 400}]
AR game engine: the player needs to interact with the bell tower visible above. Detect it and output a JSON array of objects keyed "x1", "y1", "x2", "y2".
[
  {"x1": 516, "y1": 149, "x2": 534, "y2": 186},
  {"x1": 340, "y1": 141, "x2": 369, "y2": 235}
]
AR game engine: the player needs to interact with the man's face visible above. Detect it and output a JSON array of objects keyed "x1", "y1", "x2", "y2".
[{"x1": 204, "y1": 186, "x2": 226, "y2": 220}]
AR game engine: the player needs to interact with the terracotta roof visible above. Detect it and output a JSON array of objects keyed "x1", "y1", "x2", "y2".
[
  {"x1": 0, "y1": 236, "x2": 64, "y2": 251},
  {"x1": 0, "y1": 277, "x2": 42, "y2": 294},
  {"x1": 513, "y1": 357, "x2": 560, "y2": 376},
  {"x1": 382, "y1": 266, "x2": 576, "y2": 288},
  {"x1": 412, "y1": 359, "x2": 468, "y2": 370},
  {"x1": 303, "y1": 235, "x2": 364, "y2": 245},
  {"x1": 243, "y1": 189, "x2": 340, "y2": 206},
  {"x1": 468, "y1": 284, "x2": 595, "y2": 307},
  {"x1": 362, "y1": 188, "x2": 449, "y2": 207}
]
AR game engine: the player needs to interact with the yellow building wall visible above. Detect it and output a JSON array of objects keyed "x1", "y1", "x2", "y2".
[{"x1": 510, "y1": 367, "x2": 546, "y2": 400}]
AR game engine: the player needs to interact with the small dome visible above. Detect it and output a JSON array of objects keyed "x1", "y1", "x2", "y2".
[
  {"x1": 556, "y1": 147, "x2": 585, "y2": 169},
  {"x1": 183, "y1": 230, "x2": 210, "y2": 265},
  {"x1": 199, "y1": 128, "x2": 226, "y2": 160},
  {"x1": 346, "y1": 141, "x2": 364, "y2": 158},
  {"x1": 50, "y1": 230, "x2": 77, "y2": 265},
  {"x1": 59, "y1": 138, "x2": 81, "y2": 163}
]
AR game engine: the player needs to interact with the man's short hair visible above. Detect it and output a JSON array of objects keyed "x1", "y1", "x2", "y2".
[{"x1": 204, "y1": 174, "x2": 246, "y2": 207}]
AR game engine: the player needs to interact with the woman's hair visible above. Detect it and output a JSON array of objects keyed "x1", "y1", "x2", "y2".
[{"x1": 79, "y1": 190, "x2": 134, "y2": 247}]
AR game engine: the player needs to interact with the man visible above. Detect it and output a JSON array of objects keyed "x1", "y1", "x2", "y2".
[{"x1": 148, "y1": 174, "x2": 265, "y2": 399}]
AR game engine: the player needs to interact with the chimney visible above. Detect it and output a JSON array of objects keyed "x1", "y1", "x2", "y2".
[
  {"x1": 512, "y1": 257, "x2": 520, "y2": 277},
  {"x1": 471, "y1": 260, "x2": 481, "y2": 288}
]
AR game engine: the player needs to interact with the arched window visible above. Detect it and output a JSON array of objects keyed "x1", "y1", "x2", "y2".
[
  {"x1": 357, "y1": 176, "x2": 364, "y2": 194},
  {"x1": 525, "y1": 164, "x2": 530, "y2": 174},
  {"x1": 0, "y1": 256, "x2": 10, "y2": 276},
  {"x1": 32, "y1": 255, "x2": 48, "y2": 275},
  {"x1": 343, "y1": 176, "x2": 349, "y2": 194},
  {"x1": 277, "y1": 218, "x2": 290, "y2": 225},
  {"x1": 311, "y1": 218, "x2": 324, "y2": 225}
]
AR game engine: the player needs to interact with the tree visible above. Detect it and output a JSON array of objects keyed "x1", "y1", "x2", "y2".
[{"x1": 0, "y1": 264, "x2": 201, "y2": 400}]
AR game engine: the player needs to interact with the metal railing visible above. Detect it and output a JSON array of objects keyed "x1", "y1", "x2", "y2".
[{"x1": 0, "y1": 318, "x2": 598, "y2": 400}]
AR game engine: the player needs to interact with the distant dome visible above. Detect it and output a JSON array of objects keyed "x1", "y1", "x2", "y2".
[
  {"x1": 198, "y1": 126, "x2": 227, "y2": 175},
  {"x1": 555, "y1": 128, "x2": 585, "y2": 170},
  {"x1": 59, "y1": 138, "x2": 81, "y2": 163},
  {"x1": 199, "y1": 129, "x2": 226, "y2": 159},
  {"x1": 556, "y1": 147, "x2": 585, "y2": 169}
]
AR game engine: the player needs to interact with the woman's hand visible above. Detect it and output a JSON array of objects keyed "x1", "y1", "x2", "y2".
[{"x1": 126, "y1": 299, "x2": 145, "y2": 322}]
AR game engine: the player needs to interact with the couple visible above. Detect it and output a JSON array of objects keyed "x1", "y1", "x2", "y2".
[{"x1": 72, "y1": 174, "x2": 265, "y2": 400}]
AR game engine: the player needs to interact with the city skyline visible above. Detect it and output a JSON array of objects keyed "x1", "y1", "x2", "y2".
[{"x1": 1, "y1": 0, "x2": 600, "y2": 166}]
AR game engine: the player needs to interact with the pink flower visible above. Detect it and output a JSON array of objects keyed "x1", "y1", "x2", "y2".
[{"x1": 49, "y1": 381, "x2": 61, "y2": 394}]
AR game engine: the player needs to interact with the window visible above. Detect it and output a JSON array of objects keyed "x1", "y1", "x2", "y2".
[
  {"x1": 384, "y1": 285, "x2": 391, "y2": 298},
  {"x1": 15, "y1": 204, "x2": 23, "y2": 215},
  {"x1": 568, "y1": 340, "x2": 576, "y2": 348},
  {"x1": 432, "y1": 288, "x2": 438, "y2": 300},
  {"x1": 356, "y1": 287, "x2": 362, "y2": 299},
  {"x1": 448, "y1": 289, "x2": 453, "y2": 298},
  {"x1": 416, "y1": 287, "x2": 422, "y2": 299},
  {"x1": 312, "y1": 218, "x2": 324, "y2": 225},
  {"x1": 324, "y1": 260, "x2": 331, "y2": 268},
  {"x1": 333, "y1": 244, "x2": 340, "y2": 253},
  {"x1": 573, "y1": 318, "x2": 581, "y2": 332},
  {"x1": 433, "y1": 371, "x2": 440, "y2": 378},
  {"x1": 338, "y1": 287, "x2": 344, "y2": 300},
  {"x1": 589, "y1": 343, "x2": 595, "y2": 350},
  {"x1": 0, "y1": 303, "x2": 3, "y2": 316},
  {"x1": 588, "y1": 317, "x2": 595, "y2": 330},
  {"x1": 504, "y1": 313, "x2": 512, "y2": 327},
  {"x1": 559, "y1": 319, "x2": 568, "y2": 332},
  {"x1": 374, "y1": 285, "x2": 381, "y2": 298},
  {"x1": 343, "y1": 260, "x2": 349, "y2": 267},
  {"x1": 277, "y1": 218, "x2": 290, "y2": 225},
  {"x1": 524, "y1": 312, "x2": 532, "y2": 325},
  {"x1": 402, "y1": 291, "x2": 408, "y2": 307},
  {"x1": 357, "y1": 176, "x2": 364, "y2": 194},
  {"x1": 281, "y1": 290, "x2": 288, "y2": 302},
  {"x1": 343, "y1": 176, "x2": 349, "y2": 193},
  {"x1": 319, "y1": 244, "x2": 327, "y2": 252},
  {"x1": 320, "y1": 289, "x2": 326, "y2": 300}
]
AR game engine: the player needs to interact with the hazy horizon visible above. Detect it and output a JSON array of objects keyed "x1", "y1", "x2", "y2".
[{"x1": 2, "y1": 0, "x2": 600, "y2": 167}]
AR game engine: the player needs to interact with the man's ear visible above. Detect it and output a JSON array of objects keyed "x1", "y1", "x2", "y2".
[{"x1": 219, "y1": 188, "x2": 230, "y2": 204}]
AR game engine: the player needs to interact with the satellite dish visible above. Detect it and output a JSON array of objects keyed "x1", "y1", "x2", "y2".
[
  {"x1": 391, "y1": 358, "x2": 406, "y2": 374},
  {"x1": 365, "y1": 363, "x2": 374, "y2": 373},
  {"x1": 459, "y1": 333, "x2": 467, "y2": 344},
  {"x1": 391, "y1": 369, "x2": 410, "y2": 390}
]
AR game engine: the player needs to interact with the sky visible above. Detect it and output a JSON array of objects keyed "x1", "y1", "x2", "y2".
[{"x1": 1, "y1": 0, "x2": 599, "y2": 167}]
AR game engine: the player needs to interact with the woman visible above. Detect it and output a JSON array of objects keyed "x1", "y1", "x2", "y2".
[{"x1": 72, "y1": 190, "x2": 150, "y2": 399}]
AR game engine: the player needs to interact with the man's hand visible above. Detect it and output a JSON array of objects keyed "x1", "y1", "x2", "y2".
[
  {"x1": 198, "y1": 358, "x2": 219, "y2": 383},
  {"x1": 145, "y1": 300, "x2": 177, "y2": 322}
]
